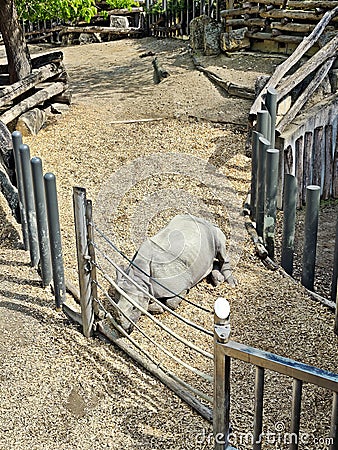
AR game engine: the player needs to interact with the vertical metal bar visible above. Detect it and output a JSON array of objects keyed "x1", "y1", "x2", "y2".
[
  {"x1": 256, "y1": 136, "x2": 271, "y2": 237},
  {"x1": 264, "y1": 148, "x2": 279, "y2": 258},
  {"x1": 31, "y1": 157, "x2": 52, "y2": 287},
  {"x1": 214, "y1": 298, "x2": 231, "y2": 450},
  {"x1": 329, "y1": 391, "x2": 338, "y2": 450},
  {"x1": 301, "y1": 185, "x2": 320, "y2": 291},
  {"x1": 44, "y1": 173, "x2": 65, "y2": 310},
  {"x1": 281, "y1": 175, "x2": 297, "y2": 276},
  {"x1": 257, "y1": 110, "x2": 269, "y2": 141},
  {"x1": 253, "y1": 366, "x2": 264, "y2": 450},
  {"x1": 19, "y1": 144, "x2": 39, "y2": 267},
  {"x1": 250, "y1": 131, "x2": 262, "y2": 220},
  {"x1": 73, "y1": 187, "x2": 94, "y2": 338},
  {"x1": 12, "y1": 131, "x2": 29, "y2": 250},
  {"x1": 265, "y1": 87, "x2": 278, "y2": 148},
  {"x1": 289, "y1": 379, "x2": 303, "y2": 450},
  {"x1": 86, "y1": 199, "x2": 99, "y2": 316}
]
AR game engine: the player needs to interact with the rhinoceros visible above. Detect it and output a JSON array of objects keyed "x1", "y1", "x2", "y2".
[{"x1": 113, "y1": 214, "x2": 236, "y2": 333}]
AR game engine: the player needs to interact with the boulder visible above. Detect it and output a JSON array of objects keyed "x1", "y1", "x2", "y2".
[
  {"x1": 110, "y1": 15, "x2": 130, "y2": 28},
  {"x1": 220, "y1": 27, "x2": 250, "y2": 52},
  {"x1": 189, "y1": 15, "x2": 222, "y2": 56}
]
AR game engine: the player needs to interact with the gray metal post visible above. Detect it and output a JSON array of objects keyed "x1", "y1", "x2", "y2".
[
  {"x1": 265, "y1": 87, "x2": 278, "y2": 148},
  {"x1": 19, "y1": 144, "x2": 39, "y2": 267},
  {"x1": 73, "y1": 187, "x2": 94, "y2": 338},
  {"x1": 31, "y1": 157, "x2": 52, "y2": 287},
  {"x1": 256, "y1": 136, "x2": 271, "y2": 237},
  {"x1": 12, "y1": 131, "x2": 29, "y2": 250},
  {"x1": 257, "y1": 110, "x2": 269, "y2": 140},
  {"x1": 264, "y1": 148, "x2": 279, "y2": 258},
  {"x1": 250, "y1": 131, "x2": 262, "y2": 220},
  {"x1": 329, "y1": 392, "x2": 338, "y2": 450},
  {"x1": 281, "y1": 175, "x2": 297, "y2": 276},
  {"x1": 213, "y1": 298, "x2": 232, "y2": 450},
  {"x1": 301, "y1": 185, "x2": 320, "y2": 291},
  {"x1": 44, "y1": 173, "x2": 65, "y2": 310},
  {"x1": 253, "y1": 366, "x2": 264, "y2": 450}
]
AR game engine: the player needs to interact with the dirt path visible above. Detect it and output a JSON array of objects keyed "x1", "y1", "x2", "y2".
[{"x1": 0, "y1": 38, "x2": 337, "y2": 450}]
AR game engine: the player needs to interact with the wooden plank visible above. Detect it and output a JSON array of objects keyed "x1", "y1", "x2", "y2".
[
  {"x1": 271, "y1": 22, "x2": 335, "y2": 34},
  {"x1": 0, "y1": 63, "x2": 63, "y2": 108},
  {"x1": 276, "y1": 57, "x2": 335, "y2": 134},
  {"x1": 246, "y1": 31, "x2": 303, "y2": 44},
  {"x1": 277, "y1": 35, "x2": 338, "y2": 101},
  {"x1": 220, "y1": 6, "x2": 259, "y2": 17},
  {"x1": 333, "y1": 130, "x2": 338, "y2": 198},
  {"x1": 0, "y1": 81, "x2": 66, "y2": 124},
  {"x1": 249, "y1": 0, "x2": 338, "y2": 8},
  {"x1": 261, "y1": 8, "x2": 338, "y2": 21},
  {"x1": 59, "y1": 26, "x2": 143, "y2": 36},
  {"x1": 250, "y1": 5, "x2": 338, "y2": 116},
  {"x1": 323, "y1": 124, "x2": 333, "y2": 200}
]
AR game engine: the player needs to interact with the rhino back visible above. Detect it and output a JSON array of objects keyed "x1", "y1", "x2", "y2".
[{"x1": 141, "y1": 215, "x2": 218, "y2": 298}]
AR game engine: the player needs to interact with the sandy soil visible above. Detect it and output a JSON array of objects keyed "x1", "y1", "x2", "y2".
[{"x1": 0, "y1": 37, "x2": 337, "y2": 450}]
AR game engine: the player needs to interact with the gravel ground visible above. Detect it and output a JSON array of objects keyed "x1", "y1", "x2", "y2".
[{"x1": 0, "y1": 37, "x2": 337, "y2": 450}]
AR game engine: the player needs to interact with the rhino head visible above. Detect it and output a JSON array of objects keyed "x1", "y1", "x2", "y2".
[{"x1": 113, "y1": 266, "x2": 150, "y2": 333}]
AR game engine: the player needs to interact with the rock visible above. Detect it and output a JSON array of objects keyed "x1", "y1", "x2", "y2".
[
  {"x1": 16, "y1": 108, "x2": 46, "y2": 136},
  {"x1": 50, "y1": 103, "x2": 70, "y2": 114},
  {"x1": 189, "y1": 15, "x2": 223, "y2": 56},
  {"x1": 52, "y1": 88, "x2": 73, "y2": 105},
  {"x1": 110, "y1": 15, "x2": 130, "y2": 28},
  {"x1": 220, "y1": 27, "x2": 250, "y2": 52},
  {"x1": 79, "y1": 33, "x2": 101, "y2": 45}
]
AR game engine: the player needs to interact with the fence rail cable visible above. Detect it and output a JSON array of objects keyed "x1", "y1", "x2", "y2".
[
  {"x1": 94, "y1": 278, "x2": 213, "y2": 382},
  {"x1": 94, "y1": 286, "x2": 213, "y2": 402},
  {"x1": 93, "y1": 263, "x2": 213, "y2": 359},
  {"x1": 93, "y1": 224, "x2": 213, "y2": 313},
  {"x1": 93, "y1": 242, "x2": 213, "y2": 337}
]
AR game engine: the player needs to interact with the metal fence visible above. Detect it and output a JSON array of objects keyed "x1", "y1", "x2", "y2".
[{"x1": 213, "y1": 297, "x2": 338, "y2": 450}]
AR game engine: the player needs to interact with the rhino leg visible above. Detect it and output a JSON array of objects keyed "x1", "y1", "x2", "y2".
[
  {"x1": 165, "y1": 291, "x2": 187, "y2": 310},
  {"x1": 148, "y1": 301, "x2": 164, "y2": 314},
  {"x1": 216, "y1": 229, "x2": 237, "y2": 287}
]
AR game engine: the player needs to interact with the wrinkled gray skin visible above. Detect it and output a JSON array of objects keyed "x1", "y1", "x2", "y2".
[{"x1": 114, "y1": 214, "x2": 236, "y2": 333}]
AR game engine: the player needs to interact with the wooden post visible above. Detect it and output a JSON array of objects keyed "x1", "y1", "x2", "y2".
[
  {"x1": 295, "y1": 136, "x2": 304, "y2": 209},
  {"x1": 73, "y1": 187, "x2": 94, "y2": 338},
  {"x1": 213, "y1": 298, "x2": 231, "y2": 450},
  {"x1": 250, "y1": 131, "x2": 263, "y2": 220},
  {"x1": 331, "y1": 215, "x2": 338, "y2": 304},
  {"x1": 323, "y1": 124, "x2": 333, "y2": 200},
  {"x1": 303, "y1": 132, "x2": 313, "y2": 205},
  {"x1": 86, "y1": 199, "x2": 99, "y2": 316},
  {"x1": 312, "y1": 126, "x2": 324, "y2": 191},
  {"x1": 256, "y1": 137, "x2": 271, "y2": 238}
]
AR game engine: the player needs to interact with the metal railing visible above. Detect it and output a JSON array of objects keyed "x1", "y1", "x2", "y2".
[{"x1": 213, "y1": 297, "x2": 338, "y2": 450}]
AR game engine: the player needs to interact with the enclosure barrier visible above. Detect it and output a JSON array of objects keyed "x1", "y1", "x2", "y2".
[
  {"x1": 249, "y1": 88, "x2": 338, "y2": 333},
  {"x1": 213, "y1": 297, "x2": 338, "y2": 450},
  {"x1": 11, "y1": 131, "x2": 65, "y2": 309},
  {"x1": 72, "y1": 186, "x2": 214, "y2": 421}
]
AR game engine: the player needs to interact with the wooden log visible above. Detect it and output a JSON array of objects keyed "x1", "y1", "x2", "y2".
[
  {"x1": 312, "y1": 126, "x2": 324, "y2": 188},
  {"x1": 323, "y1": 124, "x2": 333, "y2": 200},
  {"x1": 250, "y1": 5, "x2": 338, "y2": 116},
  {"x1": 284, "y1": 145, "x2": 293, "y2": 175},
  {"x1": 277, "y1": 35, "x2": 338, "y2": 102},
  {"x1": 246, "y1": 31, "x2": 303, "y2": 44},
  {"x1": 0, "y1": 63, "x2": 63, "y2": 108},
  {"x1": 59, "y1": 26, "x2": 142, "y2": 36},
  {"x1": 249, "y1": 0, "x2": 338, "y2": 9},
  {"x1": 152, "y1": 57, "x2": 170, "y2": 84},
  {"x1": 261, "y1": 8, "x2": 338, "y2": 21},
  {"x1": 31, "y1": 51, "x2": 64, "y2": 69},
  {"x1": 106, "y1": 7, "x2": 144, "y2": 14},
  {"x1": 0, "y1": 81, "x2": 66, "y2": 125},
  {"x1": 221, "y1": 6, "x2": 259, "y2": 17},
  {"x1": 276, "y1": 57, "x2": 335, "y2": 134},
  {"x1": 192, "y1": 56, "x2": 255, "y2": 99},
  {"x1": 271, "y1": 22, "x2": 335, "y2": 34},
  {"x1": 224, "y1": 18, "x2": 265, "y2": 27},
  {"x1": 0, "y1": 162, "x2": 19, "y2": 219}
]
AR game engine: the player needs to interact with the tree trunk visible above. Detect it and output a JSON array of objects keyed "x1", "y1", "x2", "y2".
[{"x1": 0, "y1": 0, "x2": 31, "y2": 83}]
